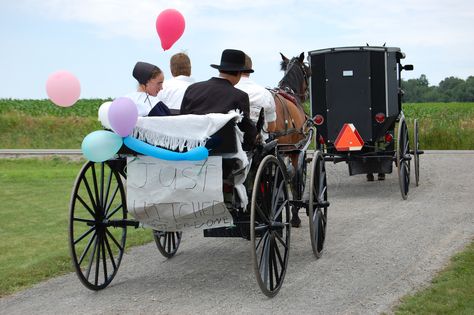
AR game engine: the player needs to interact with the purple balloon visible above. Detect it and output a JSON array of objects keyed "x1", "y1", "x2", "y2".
[{"x1": 108, "y1": 97, "x2": 138, "y2": 137}]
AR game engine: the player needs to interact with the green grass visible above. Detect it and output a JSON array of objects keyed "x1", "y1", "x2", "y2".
[
  {"x1": 394, "y1": 241, "x2": 474, "y2": 314},
  {"x1": 0, "y1": 158, "x2": 153, "y2": 297},
  {"x1": 0, "y1": 99, "x2": 105, "y2": 149},
  {"x1": 403, "y1": 102, "x2": 474, "y2": 150},
  {"x1": 0, "y1": 99, "x2": 107, "y2": 117}
]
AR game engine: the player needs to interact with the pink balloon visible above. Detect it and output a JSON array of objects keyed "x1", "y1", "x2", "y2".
[
  {"x1": 156, "y1": 9, "x2": 185, "y2": 51},
  {"x1": 108, "y1": 97, "x2": 138, "y2": 137},
  {"x1": 46, "y1": 70, "x2": 81, "y2": 107}
]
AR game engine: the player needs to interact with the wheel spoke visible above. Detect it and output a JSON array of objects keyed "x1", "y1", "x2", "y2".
[
  {"x1": 273, "y1": 236, "x2": 285, "y2": 266},
  {"x1": 256, "y1": 231, "x2": 269, "y2": 251},
  {"x1": 78, "y1": 232, "x2": 97, "y2": 265},
  {"x1": 101, "y1": 234, "x2": 108, "y2": 282},
  {"x1": 94, "y1": 233, "x2": 101, "y2": 286},
  {"x1": 76, "y1": 194, "x2": 96, "y2": 219},
  {"x1": 269, "y1": 236, "x2": 275, "y2": 290},
  {"x1": 85, "y1": 234, "x2": 99, "y2": 281},
  {"x1": 260, "y1": 233, "x2": 270, "y2": 288},
  {"x1": 271, "y1": 182, "x2": 285, "y2": 218},
  {"x1": 106, "y1": 229, "x2": 124, "y2": 252},
  {"x1": 271, "y1": 166, "x2": 281, "y2": 215},
  {"x1": 172, "y1": 233, "x2": 177, "y2": 250},
  {"x1": 91, "y1": 164, "x2": 101, "y2": 214},
  {"x1": 103, "y1": 166, "x2": 114, "y2": 212},
  {"x1": 74, "y1": 225, "x2": 96, "y2": 245},
  {"x1": 100, "y1": 163, "x2": 105, "y2": 209},
  {"x1": 103, "y1": 232, "x2": 117, "y2": 270},
  {"x1": 82, "y1": 176, "x2": 97, "y2": 213},
  {"x1": 274, "y1": 232, "x2": 288, "y2": 250},
  {"x1": 105, "y1": 186, "x2": 120, "y2": 217},
  {"x1": 318, "y1": 185, "x2": 327, "y2": 203},
  {"x1": 273, "y1": 199, "x2": 287, "y2": 221},
  {"x1": 255, "y1": 203, "x2": 269, "y2": 223},
  {"x1": 106, "y1": 204, "x2": 123, "y2": 220}
]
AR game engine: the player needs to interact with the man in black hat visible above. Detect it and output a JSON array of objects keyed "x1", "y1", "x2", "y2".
[{"x1": 180, "y1": 49, "x2": 257, "y2": 151}]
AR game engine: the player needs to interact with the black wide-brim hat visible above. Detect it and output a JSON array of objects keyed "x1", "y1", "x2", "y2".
[
  {"x1": 211, "y1": 49, "x2": 254, "y2": 73},
  {"x1": 133, "y1": 61, "x2": 159, "y2": 84}
]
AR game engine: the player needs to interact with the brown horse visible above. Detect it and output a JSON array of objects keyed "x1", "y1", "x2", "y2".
[
  {"x1": 269, "y1": 52, "x2": 311, "y2": 159},
  {"x1": 268, "y1": 52, "x2": 312, "y2": 227}
]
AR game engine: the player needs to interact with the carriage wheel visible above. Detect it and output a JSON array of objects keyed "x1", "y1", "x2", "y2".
[
  {"x1": 397, "y1": 116, "x2": 411, "y2": 200},
  {"x1": 414, "y1": 119, "x2": 420, "y2": 187},
  {"x1": 153, "y1": 230, "x2": 182, "y2": 258},
  {"x1": 69, "y1": 161, "x2": 127, "y2": 290},
  {"x1": 308, "y1": 150, "x2": 328, "y2": 258},
  {"x1": 250, "y1": 155, "x2": 291, "y2": 297}
]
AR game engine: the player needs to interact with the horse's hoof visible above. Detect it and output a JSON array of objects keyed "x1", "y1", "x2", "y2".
[
  {"x1": 291, "y1": 216, "x2": 301, "y2": 228},
  {"x1": 378, "y1": 173, "x2": 386, "y2": 180},
  {"x1": 366, "y1": 173, "x2": 374, "y2": 181}
]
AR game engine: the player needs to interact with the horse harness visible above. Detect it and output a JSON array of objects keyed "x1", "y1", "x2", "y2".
[{"x1": 268, "y1": 89, "x2": 307, "y2": 139}]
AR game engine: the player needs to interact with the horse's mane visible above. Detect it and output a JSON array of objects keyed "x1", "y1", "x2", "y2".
[{"x1": 280, "y1": 60, "x2": 288, "y2": 71}]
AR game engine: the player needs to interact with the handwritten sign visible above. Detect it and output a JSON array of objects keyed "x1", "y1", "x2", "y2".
[{"x1": 126, "y1": 156, "x2": 233, "y2": 231}]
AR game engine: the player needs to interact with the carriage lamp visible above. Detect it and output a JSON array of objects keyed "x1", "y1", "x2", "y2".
[
  {"x1": 384, "y1": 132, "x2": 393, "y2": 143},
  {"x1": 375, "y1": 112, "x2": 386, "y2": 124},
  {"x1": 313, "y1": 114, "x2": 324, "y2": 125}
]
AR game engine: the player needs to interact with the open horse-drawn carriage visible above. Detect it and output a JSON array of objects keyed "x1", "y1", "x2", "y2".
[
  {"x1": 68, "y1": 54, "x2": 328, "y2": 297},
  {"x1": 308, "y1": 46, "x2": 423, "y2": 199}
]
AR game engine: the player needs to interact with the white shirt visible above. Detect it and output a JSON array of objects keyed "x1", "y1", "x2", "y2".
[
  {"x1": 235, "y1": 77, "x2": 277, "y2": 139},
  {"x1": 124, "y1": 91, "x2": 156, "y2": 116},
  {"x1": 156, "y1": 75, "x2": 195, "y2": 110}
]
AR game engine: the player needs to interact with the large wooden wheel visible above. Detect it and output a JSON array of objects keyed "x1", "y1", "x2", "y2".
[
  {"x1": 308, "y1": 150, "x2": 328, "y2": 258},
  {"x1": 250, "y1": 155, "x2": 291, "y2": 297},
  {"x1": 397, "y1": 115, "x2": 411, "y2": 200},
  {"x1": 69, "y1": 161, "x2": 127, "y2": 290},
  {"x1": 153, "y1": 231, "x2": 182, "y2": 258}
]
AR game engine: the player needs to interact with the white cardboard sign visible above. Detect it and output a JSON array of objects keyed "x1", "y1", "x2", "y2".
[{"x1": 126, "y1": 156, "x2": 233, "y2": 231}]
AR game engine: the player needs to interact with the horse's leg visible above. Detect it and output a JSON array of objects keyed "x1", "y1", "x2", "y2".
[{"x1": 287, "y1": 152, "x2": 302, "y2": 227}]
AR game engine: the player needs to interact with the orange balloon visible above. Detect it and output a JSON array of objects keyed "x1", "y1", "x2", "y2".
[{"x1": 156, "y1": 9, "x2": 185, "y2": 51}]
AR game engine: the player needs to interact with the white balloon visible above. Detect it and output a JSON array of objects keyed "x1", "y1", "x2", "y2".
[{"x1": 98, "y1": 101, "x2": 112, "y2": 129}]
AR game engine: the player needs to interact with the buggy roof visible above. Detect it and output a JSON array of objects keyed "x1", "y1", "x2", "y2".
[{"x1": 308, "y1": 46, "x2": 404, "y2": 58}]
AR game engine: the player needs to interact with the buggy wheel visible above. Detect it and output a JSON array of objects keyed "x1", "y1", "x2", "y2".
[
  {"x1": 397, "y1": 116, "x2": 411, "y2": 200},
  {"x1": 153, "y1": 231, "x2": 182, "y2": 258},
  {"x1": 291, "y1": 151, "x2": 307, "y2": 201},
  {"x1": 308, "y1": 150, "x2": 328, "y2": 258},
  {"x1": 250, "y1": 155, "x2": 291, "y2": 297},
  {"x1": 414, "y1": 119, "x2": 420, "y2": 186},
  {"x1": 69, "y1": 161, "x2": 127, "y2": 290}
]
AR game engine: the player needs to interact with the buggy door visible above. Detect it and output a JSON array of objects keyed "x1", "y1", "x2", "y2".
[{"x1": 326, "y1": 52, "x2": 372, "y2": 142}]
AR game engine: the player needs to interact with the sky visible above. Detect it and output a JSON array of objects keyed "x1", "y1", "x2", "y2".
[{"x1": 0, "y1": 0, "x2": 473, "y2": 99}]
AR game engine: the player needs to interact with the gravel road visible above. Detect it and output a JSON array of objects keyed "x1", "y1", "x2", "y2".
[{"x1": 1, "y1": 151, "x2": 474, "y2": 315}]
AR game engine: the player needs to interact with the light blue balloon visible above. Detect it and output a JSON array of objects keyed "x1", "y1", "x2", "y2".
[
  {"x1": 123, "y1": 136, "x2": 208, "y2": 161},
  {"x1": 81, "y1": 130, "x2": 123, "y2": 162}
]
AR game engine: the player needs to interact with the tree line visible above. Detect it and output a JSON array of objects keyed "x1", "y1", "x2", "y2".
[{"x1": 401, "y1": 75, "x2": 474, "y2": 102}]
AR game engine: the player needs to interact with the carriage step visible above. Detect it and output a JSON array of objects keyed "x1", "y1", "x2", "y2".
[{"x1": 203, "y1": 224, "x2": 250, "y2": 239}]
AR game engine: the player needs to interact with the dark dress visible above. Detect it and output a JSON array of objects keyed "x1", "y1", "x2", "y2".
[{"x1": 180, "y1": 77, "x2": 257, "y2": 151}]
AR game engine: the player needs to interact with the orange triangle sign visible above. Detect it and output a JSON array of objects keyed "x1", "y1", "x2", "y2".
[{"x1": 334, "y1": 123, "x2": 364, "y2": 151}]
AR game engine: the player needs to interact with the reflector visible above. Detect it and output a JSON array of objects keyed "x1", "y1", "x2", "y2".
[
  {"x1": 313, "y1": 114, "x2": 324, "y2": 125},
  {"x1": 334, "y1": 123, "x2": 364, "y2": 151},
  {"x1": 375, "y1": 113, "x2": 386, "y2": 124}
]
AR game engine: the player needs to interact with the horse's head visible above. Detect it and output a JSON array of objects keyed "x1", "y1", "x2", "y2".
[{"x1": 278, "y1": 52, "x2": 311, "y2": 103}]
